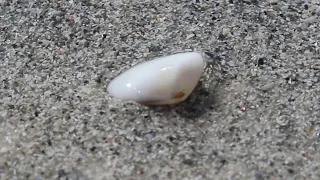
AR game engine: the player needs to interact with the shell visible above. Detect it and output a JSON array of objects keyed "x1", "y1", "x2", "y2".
[{"x1": 107, "y1": 52, "x2": 205, "y2": 105}]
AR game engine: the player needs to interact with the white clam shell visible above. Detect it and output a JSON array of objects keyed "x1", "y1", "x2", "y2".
[{"x1": 107, "y1": 52, "x2": 205, "y2": 105}]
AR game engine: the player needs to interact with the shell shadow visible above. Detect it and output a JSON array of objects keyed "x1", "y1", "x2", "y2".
[{"x1": 172, "y1": 80, "x2": 220, "y2": 119}]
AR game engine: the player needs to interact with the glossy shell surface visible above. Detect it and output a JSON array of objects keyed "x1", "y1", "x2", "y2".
[{"x1": 107, "y1": 52, "x2": 205, "y2": 105}]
